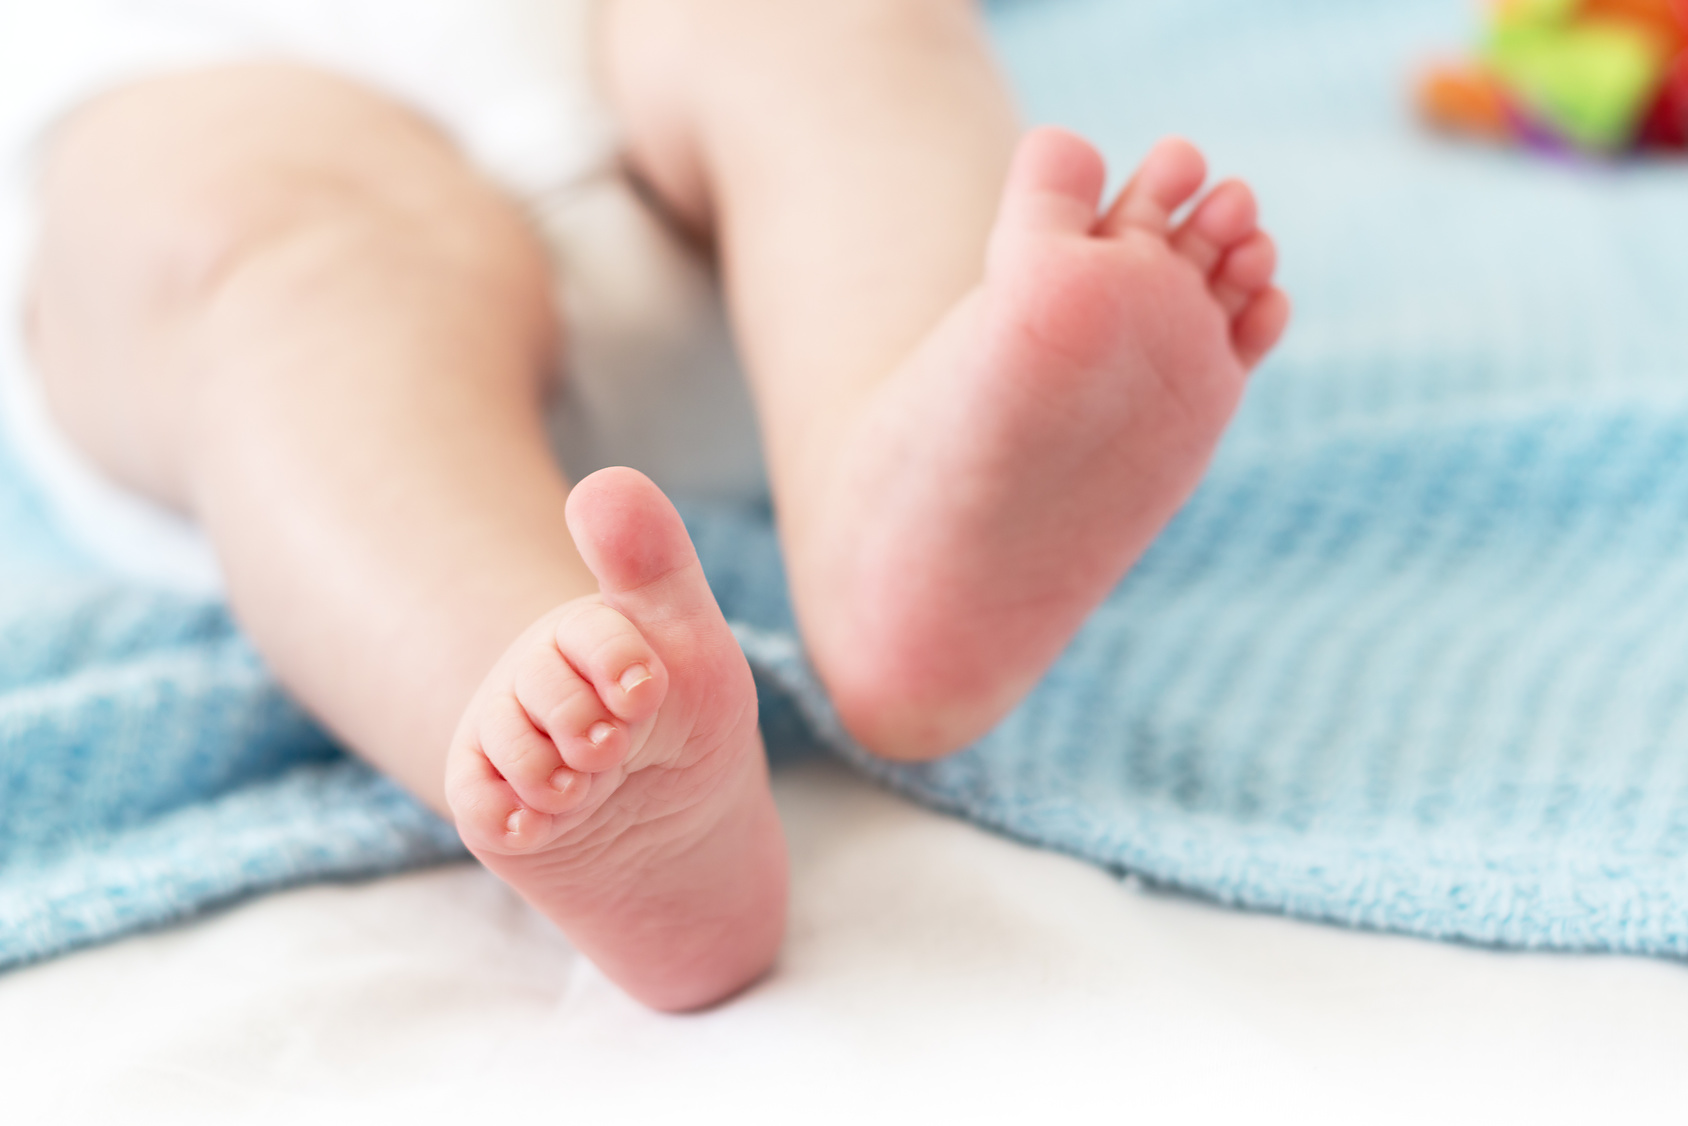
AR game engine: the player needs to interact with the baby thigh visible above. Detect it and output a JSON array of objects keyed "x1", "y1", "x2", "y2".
[{"x1": 29, "y1": 64, "x2": 590, "y2": 810}]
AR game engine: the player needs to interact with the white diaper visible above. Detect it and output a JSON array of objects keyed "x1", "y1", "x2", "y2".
[{"x1": 0, "y1": 0, "x2": 763, "y2": 595}]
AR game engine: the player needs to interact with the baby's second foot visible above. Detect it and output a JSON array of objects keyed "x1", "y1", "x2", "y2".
[
  {"x1": 797, "y1": 128, "x2": 1290, "y2": 759},
  {"x1": 445, "y1": 467, "x2": 786, "y2": 1012}
]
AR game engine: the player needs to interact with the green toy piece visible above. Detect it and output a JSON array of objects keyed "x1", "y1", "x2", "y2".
[{"x1": 1486, "y1": 19, "x2": 1673, "y2": 149}]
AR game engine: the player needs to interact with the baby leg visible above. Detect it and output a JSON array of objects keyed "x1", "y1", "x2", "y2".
[
  {"x1": 605, "y1": 0, "x2": 1289, "y2": 758},
  {"x1": 29, "y1": 65, "x2": 784, "y2": 1010},
  {"x1": 30, "y1": 65, "x2": 577, "y2": 804}
]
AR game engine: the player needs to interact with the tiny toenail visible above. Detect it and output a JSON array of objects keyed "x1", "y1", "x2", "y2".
[
  {"x1": 619, "y1": 664, "x2": 651, "y2": 693},
  {"x1": 550, "y1": 767, "x2": 575, "y2": 792},
  {"x1": 505, "y1": 810, "x2": 523, "y2": 835},
  {"x1": 588, "y1": 721, "x2": 616, "y2": 747}
]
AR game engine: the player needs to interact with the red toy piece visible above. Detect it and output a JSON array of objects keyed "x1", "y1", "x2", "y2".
[{"x1": 1637, "y1": 49, "x2": 1688, "y2": 146}]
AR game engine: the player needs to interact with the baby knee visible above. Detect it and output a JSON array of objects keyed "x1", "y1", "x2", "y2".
[{"x1": 33, "y1": 64, "x2": 546, "y2": 328}]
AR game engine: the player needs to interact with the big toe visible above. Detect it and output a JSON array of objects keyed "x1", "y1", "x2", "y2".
[
  {"x1": 565, "y1": 467, "x2": 726, "y2": 634},
  {"x1": 994, "y1": 126, "x2": 1107, "y2": 239}
]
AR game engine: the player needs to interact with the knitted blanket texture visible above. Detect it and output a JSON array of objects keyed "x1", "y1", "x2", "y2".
[{"x1": 5, "y1": 0, "x2": 1688, "y2": 967}]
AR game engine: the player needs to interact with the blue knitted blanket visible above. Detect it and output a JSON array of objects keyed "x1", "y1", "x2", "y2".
[{"x1": 7, "y1": 0, "x2": 1688, "y2": 968}]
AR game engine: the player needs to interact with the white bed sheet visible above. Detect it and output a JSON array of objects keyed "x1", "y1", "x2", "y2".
[{"x1": 6, "y1": 760, "x2": 1688, "y2": 1124}]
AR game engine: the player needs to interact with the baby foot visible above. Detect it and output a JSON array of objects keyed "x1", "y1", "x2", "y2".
[
  {"x1": 444, "y1": 467, "x2": 787, "y2": 1012},
  {"x1": 797, "y1": 127, "x2": 1290, "y2": 760}
]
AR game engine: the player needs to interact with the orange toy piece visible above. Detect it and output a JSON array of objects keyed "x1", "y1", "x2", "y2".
[
  {"x1": 1583, "y1": 0, "x2": 1686, "y2": 52},
  {"x1": 1418, "y1": 60, "x2": 1518, "y2": 138}
]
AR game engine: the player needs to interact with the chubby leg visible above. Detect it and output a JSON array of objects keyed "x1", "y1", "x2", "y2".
[
  {"x1": 30, "y1": 65, "x2": 574, "y2": 806},
  {"x1": 605, "y1": 0, "x2": 1290, "y2": 758},
  {"x1": 29, "y1": 65, "x2": 784, "y2": 1010}
]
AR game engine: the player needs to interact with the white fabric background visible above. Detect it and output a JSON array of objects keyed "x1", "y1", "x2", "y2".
[{"x1": 5, "y1": 760, "x2": 1687, "y2": 1123}]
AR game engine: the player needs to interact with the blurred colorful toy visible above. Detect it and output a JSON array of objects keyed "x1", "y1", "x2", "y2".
[{"x1": 1417, "y1": 0, "x2": 1688, "y2": 154}]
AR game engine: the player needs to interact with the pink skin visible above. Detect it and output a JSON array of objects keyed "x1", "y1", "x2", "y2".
[
  {"x1": 27, "y1": 11, "x2": 1286, "y2": 1013},
  {"x1": 447, "y1": 466, "x2": 786, "y2": 1014},
  {"x1": 796, "y1": 128, "x2": 1289, "y2": 759},
  {"x1": 444, "y1": 128, "x2": 1285, "y2": 1009}
]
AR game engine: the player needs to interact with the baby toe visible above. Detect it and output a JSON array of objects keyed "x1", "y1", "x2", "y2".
[
  {"x1": 513, "y1": 641, "x2": 631, "y2": 775},
  {"x1": 1170, "y1": 179, "x2": 1257, "y2": 275},
  {"x1": 479, "y1": 690, "x2": 589, "y2": 814},
  {"x1": 1099, "y1": 137, "x2": 1208, "y2": 238},
  {"x1": 444, "y1": 737, "x2": 557, "y2": 855},
  {"x1": 1232, "y1": 287, "x2": 1292, "y2": 371},
  {"x1": 552, "y1": 600, "x2": 669, "y2": 728},
  {"x1": 1211, "y1": 230, "x2": 1277, "y2": 317}
]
